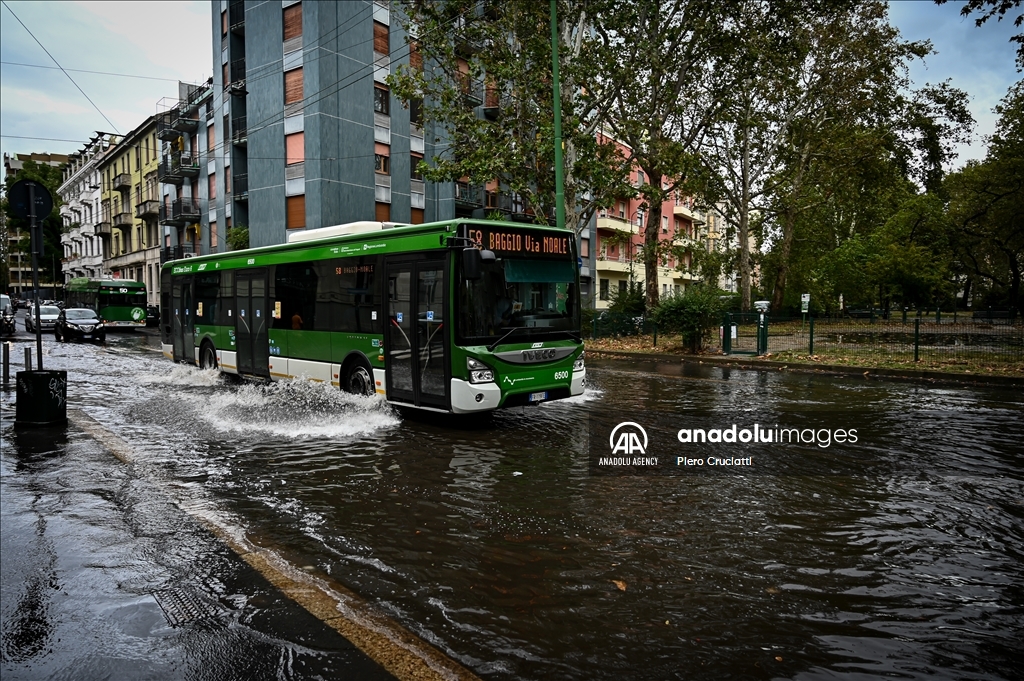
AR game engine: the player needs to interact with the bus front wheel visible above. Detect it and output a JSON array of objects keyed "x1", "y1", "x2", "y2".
[
  {"x1": 344, "y1": 360, "x2": 374, "y2": 397},
  {"x1": 200, "y1": 342, "x2": 218, "y2": 371}
]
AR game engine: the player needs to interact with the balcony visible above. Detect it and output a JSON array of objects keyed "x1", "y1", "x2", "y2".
[
  {"x1": 113, "y1": 173, "x2": 131, "y2": 192},
  {"x1": 158, "y1": 198, "x2": 201, "y2": 227},
  {"x1": 673, "y1": 203, "x2": 705, "y2": 224},
  {"x1": 159, "y1": 155, "x2": 183, "y2": 184},
  {"x1": 483, "y1": 87, "x2": 500, "y2": 120},
  {"x1": 229, "y1": 0, "x2": 244, "y2": 32},
  {"x1": 135, "y1": 199, "x2": 159, "y2": 219},
  {"x1": 172, "y1": 111, "x2": 199, "y2": 132},
  {"x1": 178, "y1": 152, "x2": 200, "y2": 178},
  {"x1": 596, "y1": 215, "x2": 640, "y2": 235},
  {"x1": 233, "y1": 173, "x2": 248, "y2": 202},
  {"x1": 228, "y1": 59, "x2": 246, "y2": 95},
  {"x1": 459, "y1": 75, "x2": 482, "y2": 107},
  {"x1": 94, "y1": 220, "x2": 111, "y2": 237},
  {"x1": 231, "y1": 116, "x2": 247, "y2": 145},
  {"x1": 160, "y1": 243, "x2": 197, "y2": 263},
  {"x1": 595, "y1": 254, "x2": 635, "y2": 273},
  {"x1": 454, "y1": 181, "x2": 483, "y2": 208},
  {"x1": 157, "y1": 109, "x2": 181, "y2": 141},
  {"x1": 112, "y1": 211, "x2": 133, "y2": 229}
]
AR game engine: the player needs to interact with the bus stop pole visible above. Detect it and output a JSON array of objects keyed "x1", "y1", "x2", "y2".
[{"x1": 29, "y1": 183, "x2": 43, "y2": 370}]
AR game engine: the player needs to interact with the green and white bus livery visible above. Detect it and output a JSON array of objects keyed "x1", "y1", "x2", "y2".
[
  {"x1": 160, "y1": 219, "x2": 585, "y2": 413},
  {"x1": 66, "y1": 277, "x2": 148, "y2": 327}
]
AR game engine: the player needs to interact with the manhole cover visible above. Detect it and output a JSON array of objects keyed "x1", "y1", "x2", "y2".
[{"x1": 153, "y1": 587, "x2": 224, "y2": 627}]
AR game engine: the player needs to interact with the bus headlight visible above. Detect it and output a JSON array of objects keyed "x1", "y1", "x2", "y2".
[
  {"x1": 467, "y1": 357, "x2": 494, "y2": 384},
  {"x1": 573, "y1": 351, "x2": 585, "y2": 372}
]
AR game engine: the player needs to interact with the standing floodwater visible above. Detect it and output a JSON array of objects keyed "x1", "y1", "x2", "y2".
[{"x1": 4, "y1": 335, "x2": 1023, "y2": 680}]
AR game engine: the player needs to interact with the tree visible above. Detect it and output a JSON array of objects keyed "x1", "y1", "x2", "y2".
[
  {"x1": 390, "y1": 0, "x2": 633, "y2": 236},
  {"x1": 2, "y1": 160, "x2": 65, "y2": 287},
  {"x1": 945, "y1": 80, "x2": 1024, "y2": 313},
  {"x1": 226, "y1": 225, "x2": 249, "y2": 251}
]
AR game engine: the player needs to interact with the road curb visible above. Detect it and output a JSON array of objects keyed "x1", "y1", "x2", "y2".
[
  {"x1": 586, "y1": 349, "x2": 1024, "y2": 387},
  {"x1": 67, "y1": 408, "x2": 482, "y2": 681}
]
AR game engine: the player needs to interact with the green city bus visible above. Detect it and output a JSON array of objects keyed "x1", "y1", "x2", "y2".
[
  {"x1": 66, "y1": 277, "x2": 148, "y2": 327},
  {"x1": 160, "y1": 219, "x2": 585, "y2": 413}
]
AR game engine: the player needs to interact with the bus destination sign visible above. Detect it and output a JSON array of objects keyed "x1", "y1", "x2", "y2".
[{"x1": 468, "y1": 226, "x2": 570, "y2": 259}]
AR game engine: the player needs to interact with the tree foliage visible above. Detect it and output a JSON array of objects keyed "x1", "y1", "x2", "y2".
[{"x1": 2, "y1": 160, "x2": 65, "y2": 287}]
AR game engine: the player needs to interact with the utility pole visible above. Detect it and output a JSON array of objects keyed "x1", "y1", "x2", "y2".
[{"x1": 549, "y1": 0, "x2": 565, "y2": 232}]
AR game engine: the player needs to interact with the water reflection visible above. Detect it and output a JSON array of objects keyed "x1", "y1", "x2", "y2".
[{"x1": 20, "y1": 339, "x2": 1024, "y2": 679}]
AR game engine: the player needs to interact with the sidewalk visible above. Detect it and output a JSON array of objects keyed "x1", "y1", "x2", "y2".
[{"x1": 0, "y1": 414, "x2": 396, "y2": 681}]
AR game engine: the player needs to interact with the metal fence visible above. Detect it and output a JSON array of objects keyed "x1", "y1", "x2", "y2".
[{"x1": 587, "y1": 310, "x2": 1024, "y2": 364}]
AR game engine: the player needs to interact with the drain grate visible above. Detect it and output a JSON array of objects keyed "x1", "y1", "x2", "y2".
[{"x1": 153, "y1": 587, "x2": 224, "y2": 627}]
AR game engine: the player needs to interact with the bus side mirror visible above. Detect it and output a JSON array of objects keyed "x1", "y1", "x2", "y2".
[{"x1": 463, "y1": 248, "x2": 481, "y2": 280}]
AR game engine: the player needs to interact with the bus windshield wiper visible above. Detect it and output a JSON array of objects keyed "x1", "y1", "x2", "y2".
[{"x1": 487, "y1": 326, "x2": 526, "y2": 351}]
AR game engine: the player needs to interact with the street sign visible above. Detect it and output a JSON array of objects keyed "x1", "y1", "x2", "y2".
[
  {"x1": 7, "y1": 179, "x2": 53, "y2": 221},
  {"x1": 801, "y1": 293, "x2": 810, "y2": 313}
]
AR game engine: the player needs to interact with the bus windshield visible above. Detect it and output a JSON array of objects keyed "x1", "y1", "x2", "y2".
[{"x1": 458, "y1": 256, "x2": 578, "y2": 343}]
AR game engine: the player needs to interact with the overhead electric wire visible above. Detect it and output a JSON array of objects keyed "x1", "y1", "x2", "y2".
[
  {"x1": 1, "y1": 0, "x2": 121, "y2": 134},
  {"x1": 0, "y1": 60, "x2": 182, "y2": 83}
]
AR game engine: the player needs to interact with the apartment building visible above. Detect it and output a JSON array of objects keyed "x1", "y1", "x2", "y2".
[
  {"x1": 96, "y1": 117, "x2": 162, "y2": 305},
  {"x1": 589, "y1": 138, "x2": 703, "y2": 310},
  {"x1": 58, "y1": 134, "x2": 119, "y2": 283},
  {"x1": 203, "y1": 0, "x2": 455, "y2": 251},
  {"x1": 157, "y1": 81, "x2": 213, "y2": 261}
]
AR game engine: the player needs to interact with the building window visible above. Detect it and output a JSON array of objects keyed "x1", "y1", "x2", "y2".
[
  {"x1": 373, "y1": 86, "x2": 389, "y2": 115},
  {"x1": 221, "y1": 10, "x2": 227, "y2": 35},
  {"x1": 375, "y1": 202, "x2": 391, "y2": 222},
  {"x1": 580, "y1": 238, "x2": 588, "y2": 257},
  {"x1": 599, "y1": 279, "x2": 609, "y2": 301},
  {"x1": 284, "y1": 68, "x2": 303, "y2": 105},
  {"x1": 662, "y1": 215, "x2": 668, "y2": 233},
  {"x1": 207, "y1": 124, "x2": 215, "y2": 152},
  {"x1": 410, "y1": 98, "x2": 423, "y2": 126},
  {"x1": 373, "y1": 21, "x2": 389, "y2": 54},
  {"x1": 411, "y1": 153, "x2": 423, "y2": 180},
  {"x1": 209, "y1": 172, "x2": 217, "y2": 200},
  {"x1": 283, "y1": 2, "x2": 302, "y2": 41},
  {"x1": 374, "y1": 153, "x2": 390, "y2": 175},
  {"x1": 211, "y1": 220, "x2": 218, "y2": 249},
  {"x1": 409, "y1": 41, "x2": 423, "y2": 70},
  {"x1": 286, "y1": 194, "x2": 305, "y2": 229},
  {"x1": 222, "y1": 62, "x2": 229, "y2": 90},
  {"x1": 410, "y1": 208, "x2": 424, "y2": 224},
  {"x1": 286, "y1": 132, "x2": 304, "y2": 165}
]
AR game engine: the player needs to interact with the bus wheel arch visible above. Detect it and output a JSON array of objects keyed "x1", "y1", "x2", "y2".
[
  {"x1": 199, "y1": 340, "x2": 218, "y2": 370},
  {"x1": 341, "y1": 353, "x2": 374, "y2": 396}
]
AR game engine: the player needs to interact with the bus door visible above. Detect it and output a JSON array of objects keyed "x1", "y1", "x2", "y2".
[
  {"x1": 235, "y1": 269, "x2": 270, "y2": 378},
  {"x1": 171, "y1": 275, "x2": 194, "y2": 363},
  {"x1": 385, "y1": 259, "x2": 449, "y2": 409}
]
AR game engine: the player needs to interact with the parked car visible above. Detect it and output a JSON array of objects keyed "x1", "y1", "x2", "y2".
[
  {"x1": 54, "y1": 308, "x2": 105, "y2": 343},
  {"x1": 146, "y1": 305, "x2": 160, "y2": 327},
  {"x1": 26, "y1": 305, "x2": 61, "y2": 332}
]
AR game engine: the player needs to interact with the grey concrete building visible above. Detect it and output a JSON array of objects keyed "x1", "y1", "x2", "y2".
[{"x1": 208, "y1": 0, "x2": 454, "y2": 250}]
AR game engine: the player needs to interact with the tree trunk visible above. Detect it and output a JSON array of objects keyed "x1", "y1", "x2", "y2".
[
  {"x1": 643, "y1": 172, "x2": 664, "y2": 312},
  {"x1": 770, "y1": 207, "x2": 796, "y2": 311},
  {"x1": 739, "y1": 112, "x2": 752, "y2": 311}
]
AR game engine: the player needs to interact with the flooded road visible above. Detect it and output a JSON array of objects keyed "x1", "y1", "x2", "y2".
[{"x1": 3, "y1": 333, "x2": 1023, "y2": 680}]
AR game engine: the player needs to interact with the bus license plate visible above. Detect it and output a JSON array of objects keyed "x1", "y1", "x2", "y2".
[{"x1": 529, "y1": 391, "x2": 548, "y2": 403}]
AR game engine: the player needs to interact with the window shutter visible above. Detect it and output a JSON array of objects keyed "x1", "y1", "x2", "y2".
[
  {"x1": 207, "y1": 124, "x2": 215, "y2": 152},
  {"x1": 373, "y1": 22, "x2": 389, "y2": 54},
  {"x1": 286, "y1": 194, "x2": 306, "y2": 229},
  {"x1": 409, "y1": 41, "x2": 422, "y2": 70},
  {"x1": 375, "y1": 202, "x2": 391, "y2": 222},
  {"x1": 286, "y1": 132, "x2": 305, "y2": 166},
  {"x1": 284, "y1": 68, "x2": 303, "y2": 105},
  {"x1": 283, "y1": 3, "x2": 302, "y2": 41}
]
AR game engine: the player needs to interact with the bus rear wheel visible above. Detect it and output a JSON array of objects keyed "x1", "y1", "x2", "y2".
[
  {"x1": 344, "y1": 360, "x2": 374, "y2": 396},
  {"x1": 200, "y1": 342, "x2": 218, "y2": 371}
]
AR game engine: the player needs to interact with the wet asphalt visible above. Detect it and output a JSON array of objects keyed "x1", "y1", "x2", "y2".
[{"x1": 1, "y1": 397, "x2": 395, "y2": 680}]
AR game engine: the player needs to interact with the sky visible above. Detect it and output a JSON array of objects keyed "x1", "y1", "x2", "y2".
[{"x1": 0, "y1": 0, "x2": 1020, "y2": 172}]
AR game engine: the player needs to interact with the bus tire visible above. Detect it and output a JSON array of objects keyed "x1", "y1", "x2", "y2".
[
  {"x1": 199, "y1": 341, "x2": 218, "y2": 371},
  {"x1": 343, "y1": 357, "x2": 374, "y2": 396}
]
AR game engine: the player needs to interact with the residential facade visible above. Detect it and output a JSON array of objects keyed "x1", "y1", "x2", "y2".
[
  {"x1": 202, "y1": 0, "x2": 456, "y2": 252},
  {"x1": 96, "y1": 117, "x2": 162, "y2": 305},
  {"x1": 59, "y1": 134, "x2": 120, "y2": 284},
  {"x1": 589, "y1": 138, "x2": 703, "y2": 310}
]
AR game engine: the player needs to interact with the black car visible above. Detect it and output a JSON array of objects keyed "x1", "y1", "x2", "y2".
[
  {"x1": 146, "y1": 305, "x2": 160, "y2": 327},
  {"x1": 55, "y1": 308, "x2": 106, "y2": 342}
]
